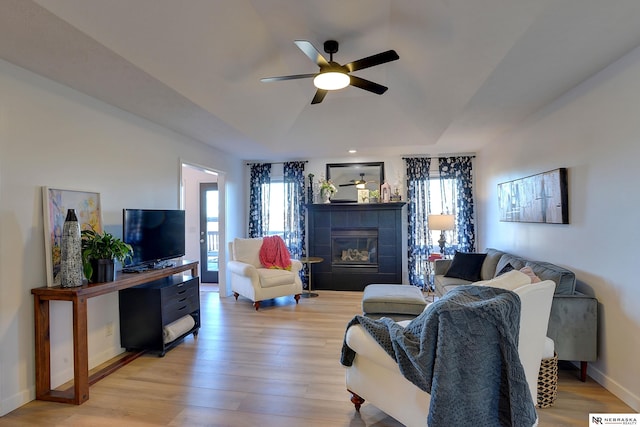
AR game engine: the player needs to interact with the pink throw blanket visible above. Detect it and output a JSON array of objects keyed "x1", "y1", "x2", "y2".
[{"x1": 259, "y1": 235, "x2": 292, "y2": 270}]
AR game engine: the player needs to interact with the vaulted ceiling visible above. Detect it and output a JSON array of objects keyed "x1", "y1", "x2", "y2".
[{"x1": 3, "y1": 0, "x2": 640, "y2": 161}]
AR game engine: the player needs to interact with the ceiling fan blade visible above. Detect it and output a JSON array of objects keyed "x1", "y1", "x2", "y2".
[
  {"x1": 261, "y1": 73, "x2": 316, "y2": 83},
  {"x1": 349, "y1": 75, "x2": 388, "y2": 95},
  {"x1": 311, "y1": 89, "x2": 328, "y2": 104},
  {"x1": 339, "y1": 183, "x2": 356, "y2": 187},
  {"x1": 294, "y1": 40, "x2": 330, "y2": 67},
  {"x1": 345, "y1": 50, "x2": 399, "y2": 73}
]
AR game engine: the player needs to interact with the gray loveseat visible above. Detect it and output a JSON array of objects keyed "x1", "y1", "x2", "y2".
[{"x1": 434, "y1": 248, "x2": 597, "y2": 381}]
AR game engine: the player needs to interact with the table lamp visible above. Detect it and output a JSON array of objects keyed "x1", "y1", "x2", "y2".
[{"x1": 428, "y1": 214, "x2": 455, "y2": 256}]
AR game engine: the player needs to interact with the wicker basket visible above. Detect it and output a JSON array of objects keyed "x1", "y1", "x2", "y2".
[{"x1": 537, "y1": 352, "x2": 558, "y2": 408}]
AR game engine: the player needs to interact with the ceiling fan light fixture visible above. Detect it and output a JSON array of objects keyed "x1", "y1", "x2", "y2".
[
  {"x1": 313, "y1": 71, "x2": 350, "y2": 90},
  {"x1": 356, "y1": 182, "x2": 366, "y2": 189}
]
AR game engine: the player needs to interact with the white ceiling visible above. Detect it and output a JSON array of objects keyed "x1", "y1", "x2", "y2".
[{"x1": 3, "y1": 0, "x2": 640, "y2": 161}]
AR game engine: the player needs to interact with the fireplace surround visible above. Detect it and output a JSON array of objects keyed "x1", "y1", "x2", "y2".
[{"x1": 306, "y1": 202, "x2": 406, "y2": 291}]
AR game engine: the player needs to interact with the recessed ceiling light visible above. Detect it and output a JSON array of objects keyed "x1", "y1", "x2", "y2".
[{"x1": 348, "y1": 149, "x2": 357, "y2": 154}]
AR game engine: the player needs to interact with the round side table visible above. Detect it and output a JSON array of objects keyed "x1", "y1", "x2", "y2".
[{"x1": 300, "y1": 256, "x2": 323, "y2": 298}]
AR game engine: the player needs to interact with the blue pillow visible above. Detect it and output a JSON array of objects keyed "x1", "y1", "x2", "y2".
[{"x1": 444, "y1": 251, "x2": 487, "y2": 282}]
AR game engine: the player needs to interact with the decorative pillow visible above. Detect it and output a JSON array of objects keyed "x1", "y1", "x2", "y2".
[
  {"x1": 520, "y1": 266, "x2": 542, "y2": 283},
  {"x1": 475, "y1": 270, "x2": 532, "y2": 290},
  {"x1": 444, "y1": 251, "x2": 487, "y2": 282},
  {"x1": 496, "y1": 262, "x2": 515, "y2": 276}
]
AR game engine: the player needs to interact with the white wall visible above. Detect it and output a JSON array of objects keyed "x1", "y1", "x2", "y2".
[
  {"x1": 476, "y1": 45, "x2": 640, "y2": 410},
  {"x1": 0, "y1": 59, "x2": 244, "y2": 415}
]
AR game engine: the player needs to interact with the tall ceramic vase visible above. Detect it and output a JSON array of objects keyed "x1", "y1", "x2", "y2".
[{"x1": 60, "y1": 209, "x2": 83, "y2": 287}]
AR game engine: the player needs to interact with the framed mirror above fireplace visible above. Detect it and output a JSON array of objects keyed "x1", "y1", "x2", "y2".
[{"x1": 326, "y1": 162, "x2": 384, "y2": 202}]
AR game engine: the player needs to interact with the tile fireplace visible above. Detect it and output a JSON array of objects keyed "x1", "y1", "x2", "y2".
[{"x1": 306, "y1": 202, "x2": 406, "y2": 291}]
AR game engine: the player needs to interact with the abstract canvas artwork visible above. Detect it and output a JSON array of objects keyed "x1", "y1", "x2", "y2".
[
  {"x1": 42, "y1": 187, "x2": 102, "y2": 287},
  {"x1": 498, "y1": 168, "x2": 568, "y2": 224}
]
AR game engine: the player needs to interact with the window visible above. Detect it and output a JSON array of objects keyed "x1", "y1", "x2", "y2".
[
  {"x1": 428, "y1": 176, "x2": 457, "y2": 253},
  {"x1": 266, "y1": 180, "x2": 285, "y2": 236}
]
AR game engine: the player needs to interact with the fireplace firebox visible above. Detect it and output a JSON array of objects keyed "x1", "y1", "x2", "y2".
[
  {"x1": 331, "y1": 228, "x2": 378, "y2": 272},
  {"x1": 307, "y1": 202, "x2": 406, "y2": 291}
]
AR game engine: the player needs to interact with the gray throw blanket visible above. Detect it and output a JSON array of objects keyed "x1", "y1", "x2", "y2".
[{"x1": 341, "y1": 285, "x2": 537, "y2": 427}]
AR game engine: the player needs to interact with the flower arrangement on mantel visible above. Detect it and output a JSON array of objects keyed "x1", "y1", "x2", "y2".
[{"x1": 319, "y1": 177, "x2": 337, "y2": 203}]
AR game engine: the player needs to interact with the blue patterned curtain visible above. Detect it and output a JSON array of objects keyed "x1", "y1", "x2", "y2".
[
  {"x1": 405, "y1": 157, "x2": 431, "y2": 288},
  {"x1": 438, "y1": 157, "x2": 476, "y2": 253},
  {"x1": 248, "y1": 163, "x2": 271, "y2": 237},
  {"x1": 283, "y1": 161, "x2": 306, "y2": 261}
]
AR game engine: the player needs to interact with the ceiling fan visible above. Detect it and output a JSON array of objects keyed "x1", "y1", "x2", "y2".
[
  {"x1": 339, "y1": 173, "x2": 376, "y2": 188},
  {"x1": 261, "y1": 40, "x2": 399, "y2": 104}
]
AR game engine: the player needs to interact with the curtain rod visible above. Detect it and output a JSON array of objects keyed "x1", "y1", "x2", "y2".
[
  {"x1": 246, "y1": 160, "x2": 309, "y2": 166},
  {"x1": 402, "y1": 155, "x2": 475, "y2": 159}
]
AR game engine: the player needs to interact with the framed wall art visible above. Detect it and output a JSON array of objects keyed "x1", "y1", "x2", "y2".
[
  {"x1": 497, "y1": 168, "x2": 568, "y2": 224},
  {"x1": 42, "y1": 187, "x2": 102, "y2": 287}
]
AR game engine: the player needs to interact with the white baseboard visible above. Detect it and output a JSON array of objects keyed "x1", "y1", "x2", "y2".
[
  {"x1": 51, "y1": 346, "x2": 124, "y2": 388},
  {"x1": 587, "y1": 363, "x2": 640, "y2": 412},
  {"x1": 0, "y1": 387, "x2": 33, "y2": 417},
  {"x1": 2, "y1": 344, "x2": 123, "y2": 416}
]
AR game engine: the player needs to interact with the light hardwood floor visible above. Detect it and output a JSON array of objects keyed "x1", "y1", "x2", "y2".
[{"x1": 1, "y1": 286, "x2": 633, "y2": 426}]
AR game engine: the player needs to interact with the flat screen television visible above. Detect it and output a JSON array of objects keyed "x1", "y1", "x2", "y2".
[{"x1": 122, "y1": 209, "x2": 186, "y2": 269}]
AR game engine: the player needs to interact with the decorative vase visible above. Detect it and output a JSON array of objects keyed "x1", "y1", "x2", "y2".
[
  {"x1": 322, "y1": 190, "x2": 331, "y2": 204},
  {"x1": 60, "y1": 209, "x2": 83, "y2": 287},
  {"x1": 308, "y1": 174, "x2": 314, "y2": 204}
]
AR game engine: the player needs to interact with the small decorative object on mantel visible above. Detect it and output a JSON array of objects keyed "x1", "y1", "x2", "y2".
[
  {"x1": 60, "y1": 209, "x2": 83, "y2": 287},
  {"x1": 307, "y1": 173, "x2": 314, "y2": 204},
  {"x1": 357, "y1": 189, "x2": 370, "y2": 203},
  {"x1": 390, "y1": 188, "x2": 402, "y2": 202},
  {"x1": 380, "y1": 181, "x2": 391, "y2": 203},
  {"x1": 319, "y1": 177, "x2": 337, "y2": 203},
  {"x1": 369, "y1": 189, "x2": 380, "y2": 203}
]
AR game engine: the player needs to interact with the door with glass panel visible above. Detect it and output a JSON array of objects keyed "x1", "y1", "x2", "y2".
[{"x1": 200, "y1": 182, "x2": 219, "y2": 283}]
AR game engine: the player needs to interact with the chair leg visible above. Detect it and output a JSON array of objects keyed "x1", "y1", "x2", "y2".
[
  {"x1": 253, "y1": 301, "x2": 261, "y2": 311},
  {"x1": 233, "y1": 292, "x2": 239, "y2": 300},
  {"x1": 294, "y1": 294, "x2": 301, "y2": 304},
  {"x1": 348, "y1": 390, "x2": 365, "y2": 411}
]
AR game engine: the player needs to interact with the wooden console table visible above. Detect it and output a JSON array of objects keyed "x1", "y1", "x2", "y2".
[{"x1": 31, "y1": 260, "x2": 198, "y2": 405}]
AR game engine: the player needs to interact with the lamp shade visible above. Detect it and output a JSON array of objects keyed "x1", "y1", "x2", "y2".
[
  {"x1": 428, "y1": 214, "x2": 455, "y2": 230},
  {"x1": 313, "y1": 71, "x2": 350, "y2": 90}
]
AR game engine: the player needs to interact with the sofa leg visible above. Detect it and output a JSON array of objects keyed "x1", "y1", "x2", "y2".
[
  {"x1": 348, "y1": 390, "x2": 365, "y2": 411},
  {"x1": 233, "y1": 292, "x2": 239, "y2": 300},
  {"x1": 294, "y1": 294, "x2": 301, "y2": 304},
  {"x1": 580, "y1": 361, "x2": 588, "y2": 382},
  {"x1": 253, "y1": 301, "x2": 261, "y2": 311}
]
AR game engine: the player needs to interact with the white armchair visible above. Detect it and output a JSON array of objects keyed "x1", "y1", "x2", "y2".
[
  {"x1": 344, "y1": 280, "x2": 555, "y2": 427},
  {"x1": 228, "y1": 238, "x2": 303, "y2": 310}
]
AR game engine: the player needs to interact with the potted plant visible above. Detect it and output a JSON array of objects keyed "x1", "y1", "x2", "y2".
[
  {"x1": 369, "y1": 190, "x2": 380, "y2": 203},
  {"x1": 81, "y1": 229, "x2": 133, "y2": 283}
]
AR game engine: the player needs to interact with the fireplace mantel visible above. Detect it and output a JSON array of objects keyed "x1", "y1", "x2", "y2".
[{"x1": 306, "y1": 202, "x2": 406, "y2": 291}]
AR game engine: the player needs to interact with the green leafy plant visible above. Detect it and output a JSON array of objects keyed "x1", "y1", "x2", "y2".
[
  {"x1": 369, "y1": 190, "x2": 380, "y2": 199},
  {"x1": 81, "y1": 229, "x2": 133, "y2": 281}
]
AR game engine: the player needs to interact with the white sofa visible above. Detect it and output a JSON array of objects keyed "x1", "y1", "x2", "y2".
[
  {"x1": 228, "y1": 238, "x2": 303, "y2": 310},
  {"x1": 344, "y1": 276, "x2": 555, "y2": 427}
]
